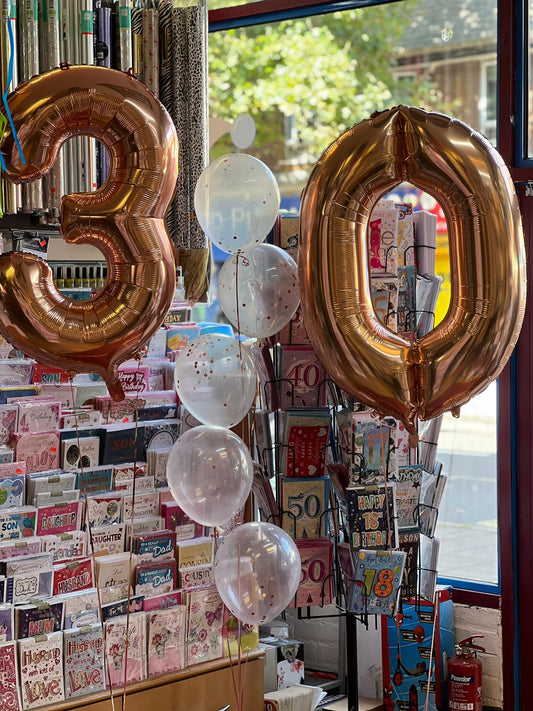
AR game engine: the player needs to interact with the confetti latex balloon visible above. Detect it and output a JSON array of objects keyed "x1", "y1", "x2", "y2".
[
  {"x1": 194, "y1": 153, "x2": 280, "y2": 254},
  {"x1": 217, "y1": 244, "x2": 300, "y2": 339},
  {"x1": 214, "y1": 522, "x2": 301, "y2": 625},
  {"x1": 166, "y1": 425, "x2": 253, "y2": 528},
  {"x1": 174, "y1": 333, "x2": 257, "y2": 428}
]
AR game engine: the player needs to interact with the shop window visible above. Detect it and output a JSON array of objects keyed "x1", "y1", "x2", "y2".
[{"x1": 209, "y1": 0, "x2": 499, "y2": 591}]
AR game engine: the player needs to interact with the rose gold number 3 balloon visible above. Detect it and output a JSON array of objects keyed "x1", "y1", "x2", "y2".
[
  {"x1": 299, "y1": 106, "x2": 526, "y2": 438},
  {"x1": 0, "y1": 66, "x2": 178, "y2": 399}
]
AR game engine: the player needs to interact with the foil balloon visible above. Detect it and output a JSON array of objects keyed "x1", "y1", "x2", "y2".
[
  {"x1": 0, "y1": 65, "x2": 178, "y2": 399},
  {"x1": 299, "y1": 106, "x2": 526, "y2": 437}
]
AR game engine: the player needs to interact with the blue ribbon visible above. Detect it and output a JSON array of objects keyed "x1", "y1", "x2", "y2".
[{"x1": 1, "y1": 11, "x2": 26, "y2": 172}]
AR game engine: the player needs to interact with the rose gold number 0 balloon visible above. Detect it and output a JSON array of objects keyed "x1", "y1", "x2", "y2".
[
  {"x1": 299, "y1": 106, "x2": 526, "y2": 438},
  {"x1": 0, "y1": 66, "x2": 178, "y2": 399}
]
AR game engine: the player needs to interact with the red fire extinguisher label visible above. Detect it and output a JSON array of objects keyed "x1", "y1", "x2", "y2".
[{"x1": 449, "y1": 674, "x2": 475, "y2": 710}]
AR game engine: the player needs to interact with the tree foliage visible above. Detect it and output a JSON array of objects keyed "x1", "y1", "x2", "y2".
[{"x1": 208, "y1": 3, "x2": 444, "y2": 163}]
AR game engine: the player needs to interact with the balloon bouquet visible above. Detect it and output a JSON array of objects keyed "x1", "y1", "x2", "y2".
[{"x1": 167, "y1": 153, "x2": 301, "y2": 641}]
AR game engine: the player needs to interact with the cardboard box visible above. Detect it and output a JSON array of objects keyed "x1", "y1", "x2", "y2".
[
  {"x1": 381, "y1": 586, "x2": 454, "y2": 710},
  {"x1": 259, "y1": 637, "x2": 304, "y2": 691}
]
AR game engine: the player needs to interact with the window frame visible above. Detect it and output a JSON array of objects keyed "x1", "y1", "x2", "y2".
[
  {"x1": 208, "y1": 0, "x2": 519, "y2": 681},
  {"x1": 208, "y1": 0, "x2": 403, "y2": 30}
]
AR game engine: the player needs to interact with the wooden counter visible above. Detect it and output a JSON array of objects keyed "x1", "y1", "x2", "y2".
[{"x1": 37, "y1": 650, "x2": 265, "y2": 711}]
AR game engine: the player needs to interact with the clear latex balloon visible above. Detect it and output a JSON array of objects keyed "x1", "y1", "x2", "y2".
[
  {"x1": 174, "y1": 333, "x2": 257, "y2": 428},
  {"x1": 194, "y1": 153, "x2": 280, "y2": 254},
  {"x1": 166, "y1": 425, "x2": 253, "y2": 528},
  {"x1": 214, "y1": 521, "x2": 301, "y2": 625},
  {"x1": 217, "y1": 244, "x2": 300, "y2": 339}
]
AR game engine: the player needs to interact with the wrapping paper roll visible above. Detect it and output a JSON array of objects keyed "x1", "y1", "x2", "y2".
[
  {"x1": 59, "y1": 0, "x2": 76, "y2": 195},
  {"x1": 142, "y1": 6, "x2": 159, "y2": 96},
  {"x1": 40, "y1": 0, "x2": 63, "y2": 212},
  {"x1": 158, "y1": 0, "x2": 175, "y2": 237},
  {"x1": 95, "y1": 2, "x2": 112, "y2": 66},
  {"x1": 116, "y1": 0, "x2": 133, "y2": 71},
  {"x1": 95, "y1": 0, "x2": 111, "y2": 186},
  {"x1": 131, "y1": 0, "x2": 143, "y2": 80},
  {"x1": 1, "y1": 0, "x2": 21, "y2": 213},
  {"x1": 79, "y1": 0, "x2": 97, "y2": 194},
  {"x1": 18, "y1": 0, "x2": 43, "y2": 211},
  {"x1": 170, "y1": 0, "x2": 208, "y2": 251}
]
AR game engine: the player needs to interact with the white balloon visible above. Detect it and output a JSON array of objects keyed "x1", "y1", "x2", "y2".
[
  {"x1": 214, "y1": 522, "x2": 301, "y2": 625},
  {"x1": 231, "y1": 114, "x2": 256, "y2": 149},
  {"x1": 166, "y1": 426, "x2": 253, "y2": 528},
  {"x1": 194, "y1": 153, "x2": 280, "y2": 254},
  {"x1": 218, "y1": 244, "x2": 300, "y2": 338},
  {"x1": 174, "y1": 333, "x2": 256, "y2": 428}
]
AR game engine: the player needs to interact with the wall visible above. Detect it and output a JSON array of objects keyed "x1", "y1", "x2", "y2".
[{"x1": 288, "y1": 602, "x2": 503, "y2": 708}]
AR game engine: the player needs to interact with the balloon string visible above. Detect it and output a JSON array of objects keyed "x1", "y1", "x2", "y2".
[
  {"x1": 68, "y1": 376, "x2": 117, "y2": 711},
  {"x1": 235, "y1": 252, "x2": 243, "y2": 362},
  {"x1": 1, "y1": 14, "x2": 26, "y2": 171},
  {"x1": 121, "y1": 359, "x2": 143, "y2": 711}
]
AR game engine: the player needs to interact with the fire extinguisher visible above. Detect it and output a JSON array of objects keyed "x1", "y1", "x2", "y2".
[{"x1": 448, "y1": 635, "x2": 485, "y2": 711}]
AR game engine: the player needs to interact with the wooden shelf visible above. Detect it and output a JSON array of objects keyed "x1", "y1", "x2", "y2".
[{"x1": 36, "y1": 650, "x2": 265, "y2": 711}]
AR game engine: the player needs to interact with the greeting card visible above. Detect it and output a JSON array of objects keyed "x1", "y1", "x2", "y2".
[
  {"x1": 14, "y1": 601, "x2": 64, "y2": 639},
  {"x1": 89, "y1": 523, "x2": 127, "y2": 556},
  {"x1": 12, "y1": 431, "x2": 60, "y2": 474},
  {"x1": 36, "y1": 501, "x2": 83, "y2": 536},
  {"x1": 0, "y1": 405, "x2": 18, "y2": 445},
  {"x1": 279, "y1": 345, "x2": 327, "y2": 411},
  {"x1": 281, "y1": 408, "x2": 331, "y2": 478},
  {"x1": 348, "y1": 549, "x2": 405, "y2": 616},
  {"x1": 291, "y1": 538, "x2": 333, "y2": 608},
  {"x1": 53, "y1": 557, "x2": 94, "y2": 596},
  {"x1": 19, "y1": 632, "x2": 65, "y2": 708},
  {"x1": 186, "y1": 586, "x2": 224, "y2": 666},
  {"x1": 281, "y1": 477, "x2": 330, "y2": 539},
  {"x1": 0, "y1": 474, "x2": 25, "y2": 509},
  {"x1": 0, "y1": 641, "x2": 22, "y2": 710},
  {"x1": 85, "y1": 493, "x2": 123, "y2": 527},
  {"x1": 0, "y1": 507, "x2": 37, "y2": 540},
  {"x1": 105, "y1": 612, "x2": 146, "y2": 687},
  {"x1": 135, "y1": 560, "x2": 176, "y2": 597},
  {"x1": 346, "y1": 483, "x2": 398, "y2": 551},
  {"x1": 147, "y1": 605, "x2": 186, "y2": 676},
  {"x1": 16, "y1": 399, "x2": 61, "y2": 434},
  {"x1": 64, "y1": 624, "x2": 106, "y2": 698}
]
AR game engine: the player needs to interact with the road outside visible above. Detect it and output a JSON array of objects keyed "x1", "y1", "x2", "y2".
[{"x1": 434, "y1": 382, "x2": 498, "y2": 584}]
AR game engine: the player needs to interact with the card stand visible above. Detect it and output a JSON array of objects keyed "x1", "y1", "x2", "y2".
[
  {"x1": 416, "y1": 308, "x2": 436, "y2": 337},
  {"x1": 327, "y1": 380, "x2": 349, "y2": 409},
  {"x1": 259, "y1": 378, "x2": 280, "y2": 413},
  {"x1": 275, "y1": 507, "x2": 298, "y2": 535},
  {"x1": 382, "y1": 244, "x2": 397, "y2": 275},
  {"x1": 276, "y1": 377, "x2": 296, "y2": 408},
  {"x1": 311, "y1": 376, "x2": 331, "y2": 409},
  {"x1": 414, "y1": 564, "x2": 439, "y2": 612},
  {"x1": 414, "y1": 502, "x2": 439, "y2": 539},
  {"x1": 296, "y1": 572, "x2": 338, "y2": 619}
]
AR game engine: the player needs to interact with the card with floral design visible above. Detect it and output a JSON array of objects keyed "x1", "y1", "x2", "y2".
[{"x1": 186, "y1": 586, "x2": 224, "y2": 666}]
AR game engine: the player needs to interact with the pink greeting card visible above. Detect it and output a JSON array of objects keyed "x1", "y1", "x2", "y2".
[
  {"x1": 186, "y1": 586, "x2": 224, "y2": 666},
  {"x1": 0, "y1": 641, "x2": 22, "y2": 711},
  {"x1": 36, "y1": 501, "x2": 83, "y2": 536},
  {"x1": 147, "y1": 606, "x2": 186, "y2": 676},
  {"x1": 12, "y1": 431, "x2": 60, "y2": 474},
  {"x1": 105, "y1": 612, "x2": 146, "y2": 687}
]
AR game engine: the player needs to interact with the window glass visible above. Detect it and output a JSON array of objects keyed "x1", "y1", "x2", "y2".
[{"x1": 208, "y1": 0, "x2": 498, "y2": 585}]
